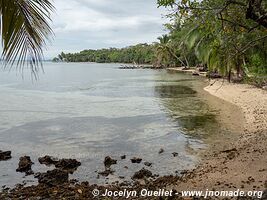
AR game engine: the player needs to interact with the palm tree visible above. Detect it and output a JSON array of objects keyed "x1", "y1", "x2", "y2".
[
  {"x1": 0, "y1": 0, "x2": 54, "y2": 74},
  {"x1": 155, "y1": 34, "x2": 186, "y2": 68},
  {"x1": 154, "y1": 35, "x2": 171, "y2": 67}
]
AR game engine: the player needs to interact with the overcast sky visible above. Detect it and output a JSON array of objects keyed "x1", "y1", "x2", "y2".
[{"x1": 44, "y1": 0, "x2": 168, "y2": 58}]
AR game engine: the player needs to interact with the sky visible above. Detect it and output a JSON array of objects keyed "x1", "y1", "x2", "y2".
[{"x1": 44, "y1": 0, "x2": 168, "y2": 59}]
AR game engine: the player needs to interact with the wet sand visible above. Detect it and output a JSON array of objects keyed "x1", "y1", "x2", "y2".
[
  {"x1": 172, "y1": 80, "x2": 267, "y2": 193},
  {"x1": 1, "y1": 78, "x2": 266, "y2": 199}
]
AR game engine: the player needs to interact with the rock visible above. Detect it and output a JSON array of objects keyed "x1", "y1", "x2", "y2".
[
  {"x1": 55, "y1": 159, "x2": 81, "y2": 173},
  {"x1": 144, "y1": 162, "x2": 152, "y2": 167},
  {"x1": 207, "y1": 72, "x2": 222, "y2": 79},
  {"x1": 172, "y1": 152, "x2": 178, "y2": 157},
  {"x1": 221, "y1": 148, "x2": 237, "y2": 153},
  {"x1": 38, "y1": 155, "x2": 59, "y2": 166},
  {"x1": 38, "y1": 156, "x2": 81, "y2": 173},
  {"x1": 104, "y1": 156, "x2": 117, "y2": 168},
  {"x1": 120, "y1": 155, "x2": 126, "y2": 160},
  {"x1": 132, "y1": 168, "x2": 153, "y2": 179},
  {"x1": 16, "y1": 156, "x2": 34, "y2": 173},
  {"x1": 98, "y1": 169, "x2": 115, "y2": 177},
  {"x1": 130, "y1": 157, "x2": 142, "y2": 164},
  {"x1": 158, "y1": 148, "x2": 164, "y2": 154},
  {"x1": 25, "y1": 170, "x2": 34, "y2": 176},
  {"x1": 0, "y1": 151, "x2": 12, "y2": 161},
  {"x1": 192, "y1": 71, "x2": 200, "y2": 76},
  {"x1": 36, "y1": 169, "x2": 69, "y2": 186}
]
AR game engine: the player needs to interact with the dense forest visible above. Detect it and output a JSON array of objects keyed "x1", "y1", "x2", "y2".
[
  {"x1": 53, "y1": 44, "x2": 155, "y2": 64},
  {"x1": 53, "y1": 0, "x2": 267, "y2": 86}
]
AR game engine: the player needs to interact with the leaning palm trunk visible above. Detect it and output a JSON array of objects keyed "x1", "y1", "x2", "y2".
[{"x1": 0, "y1": 0, "x2": 54, "y2": 75}]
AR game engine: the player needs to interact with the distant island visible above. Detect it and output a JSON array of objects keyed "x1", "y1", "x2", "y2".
[{"x1": 52, "y1": 43, "x2": 155, "y2": 65}]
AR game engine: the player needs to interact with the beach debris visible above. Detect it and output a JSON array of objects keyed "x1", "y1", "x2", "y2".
[
  {"x1": 132, "y1": 168, "x2": 153, "y2": 179},
  {"x1": 16, "y1": 156, "x2": 34, "y2": 175},
  {"x1": 172, "y1": 152, "x2": 179, "y2": 157},
  {"x1": 144, "y1": 162, "x2": 152, "y2": 167},
  {"x1": 36, "y1": 169, "x2": 69, "y2": 186},
  {"x1": 158, "y1": 148, "x2": 164, "y2": 154},
  {"x1": 38, "y1": 155, "x2": 59, "y2": 166},
  {"x1": 104, "y1": 156, "x2": 117, "y2": 168},
  {"x1": 120, "y1": 155, "x2": 126, "y2": 160},
  {"x1": 0, "y1": 150, "x2": 12, "y2": 161},
  {"x1": 130, "y1": 157, "x2": 142, "y2": 164}
]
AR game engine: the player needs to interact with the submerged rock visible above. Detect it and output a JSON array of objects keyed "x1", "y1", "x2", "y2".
[
  {"x1": 104, "y1": 156, "x2": 117, "y2": 168},
  {"x1": 98, "y1": 169, "x2": 115, "y2": 177},
  {"x1": 55, "y1": 159, "x2": 81, "y2": 173},
  {"x1": 172, "y1": 152, "x2": 179, "y2": 157},
  {"x1": 36, "y1": 169, "x2": 69, "y2": 186},
  {"x1": 39, "y1": 156, "x2": 81, "y2": 173},
  {"x1": 130, "y1": 157, "x2": 142, "y2": 164},
  {"x1": 38, "y1": 155, "x2": 59, "y2": 166},
  {"x1": 158, "y1": 148, "x2": 164, "y2": 154},
  {"x1": 0, "y1": 151, "x2": 12, "y2": 161},
  {"x1": 132, "y1": 168, "x2": 153, "y2": 180},
  {"x1": 144, "y1": 162, "x2": 152, "y2": 167},
  {"x1": 16, "y1": 156, "x2": 34, "y2": 174}
]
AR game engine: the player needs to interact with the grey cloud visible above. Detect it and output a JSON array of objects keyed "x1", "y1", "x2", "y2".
[{"x1": 44, "y1": 0, "x2": 167, "y2": 58}]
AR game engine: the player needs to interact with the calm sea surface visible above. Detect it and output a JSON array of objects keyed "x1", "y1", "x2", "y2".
[{"x1": 0, "y1": 62, "x2": 236, "y2": 187}]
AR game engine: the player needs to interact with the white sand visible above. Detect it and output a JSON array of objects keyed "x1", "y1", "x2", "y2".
[{"x1": 204, "y1": 80, "x2": 267, "y2": 133}]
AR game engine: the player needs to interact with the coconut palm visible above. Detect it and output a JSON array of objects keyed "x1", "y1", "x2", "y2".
[
  {"x1": 155, "y1": 34, "x2": 186, "y2": 67},
  {"x1": 0, "y1": 0, "x2": 54, "y2": 74}
]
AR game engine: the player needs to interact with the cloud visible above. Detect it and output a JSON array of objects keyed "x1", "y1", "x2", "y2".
[{"x1": 44, "y1": 0, "x2": 167, "y2": 58}]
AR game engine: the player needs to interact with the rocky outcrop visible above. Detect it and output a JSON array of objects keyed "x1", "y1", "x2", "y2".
[
  {"x1": 104, "y1": 156, "x2": 117, "y2": 168},
  {"x1": 16, "y1": 156, "x2": 34, "y2": 175},
  {"x1": 132, "y1": 168, "x2": 153, "y2": 179},
  {"x1": 130, "y1": 157, "x2": 142, "y2": 164},
  {"x1": 36, "y1": 169, "x2": 69, "y2": 186}
]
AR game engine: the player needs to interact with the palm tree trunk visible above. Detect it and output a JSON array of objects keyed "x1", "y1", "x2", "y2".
[{"x1": 184, "y1": 55, "x2": 190, "y2": 68}]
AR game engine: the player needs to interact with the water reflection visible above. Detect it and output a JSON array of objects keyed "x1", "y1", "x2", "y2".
[
  {"x1": 154, "y1": 85, "x2": 197, "y2": 98},
  {"x1": 153, "y1": 74, "x2": 219, "y2": 139}
]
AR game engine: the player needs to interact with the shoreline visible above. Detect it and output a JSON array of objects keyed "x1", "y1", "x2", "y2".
[
  {"x1": 1, "y1": 77, "x2": 266, "y2": 199},
  {"x1": 204, "y1": 80, "x2": 267, "y2": 133},
  {"x1": 171, "y1": 80, "x2": 267, "y2": 194},
  {"x1": 167, "y1": 67, "x2": 208, "y2": 77}
]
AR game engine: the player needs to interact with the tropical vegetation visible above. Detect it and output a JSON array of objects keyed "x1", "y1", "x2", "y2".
[
  {"x1": 53, "y1": 0, "x2": 267, "y2": 86},
  {"x1": 53, "y1": 43, "x2": 155, "y2": 64},
  {"x1": 156, "y1": 0, "x2": 267, "y2": 85}
]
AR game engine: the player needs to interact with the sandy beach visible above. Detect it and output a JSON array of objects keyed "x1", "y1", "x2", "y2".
[
  {"x1": 172, "y1": 80, "x2": 267, "y2": 195},
  {"x1": 205, "y1": 80, "x2": 267, "y2": 133},
  {"x1": 1, "y1": 78, "x2": 266, "y2": 199}
]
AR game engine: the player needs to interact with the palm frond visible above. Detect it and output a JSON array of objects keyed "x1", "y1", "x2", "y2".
[
  {"x1": 0, "y1": 0, "x2": 54, "y2": 75},
  {"x1": 184, "y1": 26, "x2": 201, "y2": 49}
]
